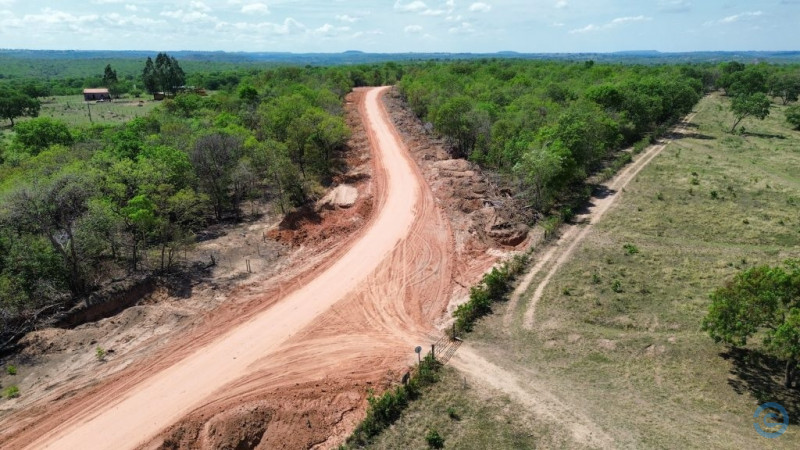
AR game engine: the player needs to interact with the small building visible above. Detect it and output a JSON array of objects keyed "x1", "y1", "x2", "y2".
[{"x1": 83, "y1": 88, "x2": 111, "y2": 101}]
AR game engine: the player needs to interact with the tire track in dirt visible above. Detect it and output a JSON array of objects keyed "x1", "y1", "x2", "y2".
[
  {"x1": 451, "y1": 345, "x2": 615, "y2": 449},
  {"x1": 515, "y1": 110, "x2": 701, "y2": 330},
  {"x1": 3, "y1": 87, "x2": 455, "y2": 450}
]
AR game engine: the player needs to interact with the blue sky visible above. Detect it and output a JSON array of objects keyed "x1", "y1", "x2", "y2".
[{"x1": 0, "y1": 1, "x2": 798, "y2": 53}]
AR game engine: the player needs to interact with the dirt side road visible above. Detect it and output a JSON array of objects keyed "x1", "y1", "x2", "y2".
[{"x1": 2, "y1": 87, "x2": 454, "y2": 449}]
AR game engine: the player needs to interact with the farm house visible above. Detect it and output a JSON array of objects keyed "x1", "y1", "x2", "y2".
[{"x1": 83, "y1": 88, "x2": 111, "y2": 101}]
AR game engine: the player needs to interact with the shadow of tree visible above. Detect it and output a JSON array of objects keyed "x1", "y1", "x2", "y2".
[
  {"x1": 722, "y1": 347, "x2": 800, "y2": 424},
  {"x1": 743, "y1": 132, "x2": 787, "y2": 140}
]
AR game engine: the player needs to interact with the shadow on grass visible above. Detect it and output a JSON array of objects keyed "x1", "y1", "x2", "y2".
[
  {"x1": 722, "y1": 347, "x2": 800, "y2": 424},
  {"x1": 742, "y1": 131, "x2": 787, "y2": 140}
]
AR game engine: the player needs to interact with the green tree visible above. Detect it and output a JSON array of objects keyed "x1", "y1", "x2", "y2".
[
  {"x1": 142, "y1": 57, "x2": 158, "y2": 95},
  {"x1": 12, "y1": 118, "x2": 74, "y2": 154},
  {"x1": 769, "y1": 72, "x2": 800, "y2": 105},
  {"x1": 730, "y1": 93, "x2": 771, "y2": 133},
  {"x1": 103, "y1": 64, "x2": 119, "y2": 97},
  {"x1": 786, "y1": 105, "x2": 800, "y2": 130},
  {"x1": 702, "y1": 260, "x2": 800, "y2": 387},
  {"x1": 0, "y1": 88, "x2": 41, "y2": 126},
  {"x1": 5, "y1": 173, "x2": 94, "y2": 294}
]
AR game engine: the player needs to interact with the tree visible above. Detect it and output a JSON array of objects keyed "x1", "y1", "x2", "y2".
[
  {"x1": 142, "y1": 57, "x2": 158, "y2": 95},
  {"x1": 730, "y1": 93, "x2": 771, "y2": 133},
  {"x1": 190, "y1": 133, "x2": 242, "y2": 220},
  {"x1": 0, "y1": 88, "x2": 41, "y2": 126},
  {"x1": 769, "y1": 72, "x2": 800, "y2": 105},
  {"x1": 142, "y1": 54, "x2": 185, "y2": 95},
  {"x1": 786, "y1": 105, "x2": 800, "y2": 130},
  {"x1": 514, "y1": 143, "x2": 567, "y2": 211},
  {"x1": 5, "y1": 173, "x2": 94, "y2": 294},
  {"x1": 702, "y1": 260, "x2": 800, "y2": 387},
  {"x1": 103, "y1": 64, "x2": 120, "y2": 98},
  {"x1": 12, "y1": 117, "x2": 74, "y2": 154}
]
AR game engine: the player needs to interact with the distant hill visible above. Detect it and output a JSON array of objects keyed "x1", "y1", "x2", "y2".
[{"x1": 1, "y1": 49, "x2": 799, "y2": 80}]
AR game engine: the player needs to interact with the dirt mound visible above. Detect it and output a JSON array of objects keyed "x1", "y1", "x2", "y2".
[{"x1": 317, "y1": 184, "x2": 358, "y2": 210}]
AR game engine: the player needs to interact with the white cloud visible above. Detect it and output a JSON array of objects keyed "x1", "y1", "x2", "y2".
[
  {"x1": 469, "y1": 2, "x2": 491, "y2": 13},
  {"x1": 125, "y1": 4, "x2": 138, "y2": 12},
  {"x1": 720, "y1": 11, "x2": 763, "y2": 23},
  {"x1": 555, "y1": 1, "x2": 568, "y2": 9},
  {"x1": 448, "y1": 21, "x2": 475, "y2": 34},
  {"x1": 422, "y1": 9, "x2": 445, "y2": 16},
  {"x1": 160, "y1": 9, "x2": 214, "y2": 23},
  {"x1": 405, "y1": 24, "x2": 423, "y2": 33},
  {"x1": 189, "y1": 1, "x2": 211, "y2": 13},
  {"x1": 336, "y1": 14, "x2": 358, "y2": 23},
  {"x1": 221, "y1": 17, "x2": 306, "y2": 35},
  {"x1": 314, "y1": 23, "x2": 350, "y2": 37},
  {"x1": 570, "y1": 15, "x2": 651, "y2": 34},
  {"x1": 445, "y1": 14, "x2": 462, "y2": 22},
  {"x1": 394, "y1": 1, "x2": 427, "y2": 13},
  {"x1": 241, "y1": 3, "x2": 269, "y2": 15}
]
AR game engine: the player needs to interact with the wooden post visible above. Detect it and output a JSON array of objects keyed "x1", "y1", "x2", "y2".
[
  {"x1": 86, "y1": 103, "x2": 93, "y2": 123},
  {"x1": 431, "y1": 344, "x2": 435, "y2": 360}
]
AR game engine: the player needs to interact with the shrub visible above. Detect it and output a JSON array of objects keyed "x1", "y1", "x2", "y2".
[
  {"x1": 611, "y1": 280, "x2": 623, "y2": 293},
  {"x1": 3, "y1": 385, "x2": 20, "y2": 399},
  {"x1": 347, "y1": 355, "x2": 442, "y2": 447},
  {"x1": 447, "y1": 406, "x2": 460, "y2": 420},
  {"x1": 425, "y1": 430, "x2": 445, "y2": 449},
  {"x1": 710, "y1": 190, "x2": 719, "y2": 200},
  {"x1": 453, "y1": 253, "x2": 529, "y2": 332},
  {"x1": 623, "y1": 244, "x2": 639, "y2": 255},
  {"x1": 96, "y1": 346, "x2": 107, "y2": 361},
  {"x1": 6, "y1": 365, "x2": 17, "y2": 376}
]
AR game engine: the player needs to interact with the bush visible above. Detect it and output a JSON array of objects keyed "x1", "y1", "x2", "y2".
[
  {"x1": 611, "y1": 280, "x2": 623, "y2": 293},
  {"x1": 3, "y1": 385, "x2": 20, "y2": 399},
  {"x1": 347, "y1": 354, "x2": 442, "y2": 447},
  {"x1": 623, "y1": 244, "x2": 639, "y2": 255},
  {"x1": 6, "y1": 365, "x2": 16, "y2": 375},
  {"x1": 425, "y1": 429, "x2": 445, "y2": 449},
  {"x1": 96, "y1": 346, "x2": 107, "y2": 361},
  {"x1": 453, "y1": 253, "x2": 529, "y2": 332},
  {"x1": 447, "y1": 406, "x2": 460, "y2": 420},
  {"x1": 786, "y1": 105, "x2": 800, "y2": 130}
]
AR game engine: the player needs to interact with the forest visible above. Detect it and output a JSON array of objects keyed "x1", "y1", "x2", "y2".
[{"x1": 1, "y1": 55, "x2": 799, "y2": 352}]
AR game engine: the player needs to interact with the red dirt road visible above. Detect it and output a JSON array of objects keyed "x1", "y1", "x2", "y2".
[{"x1": 2, "y1": 87, "x2": 454, "y2": 449}]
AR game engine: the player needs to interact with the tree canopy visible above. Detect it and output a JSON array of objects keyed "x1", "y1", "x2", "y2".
[
  {"x1": 142, "y1": 53, "x2": 186, "y2": 95},
  {"x1": 702, "y1": 260, "x2": 800, "y2": 387},
  {"x1": 0, "y1": 87, "x2": 41, "y2": 126}
]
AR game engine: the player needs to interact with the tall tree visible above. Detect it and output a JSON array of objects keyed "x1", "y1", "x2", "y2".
[
  {"x1": 142, "y1": 57, "x2": 158, "y2": 94},
  {"x1": 103, "y1": 64, "x2": 119, "y2": 98}
]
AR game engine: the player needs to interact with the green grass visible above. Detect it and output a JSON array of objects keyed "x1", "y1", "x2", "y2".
[
  {"x1": 1, "y1": 94, "x2": 159, "y2": 131},
  {"x1": 366, "y1": 367, "x2": 569, "y2": 449},
  {"x1": 468, "y1": 94, "x2": 800, "y2": 448}
]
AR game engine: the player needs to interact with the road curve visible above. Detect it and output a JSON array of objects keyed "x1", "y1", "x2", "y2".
[{"x1": 20, "y1": 86, "x2": 427, "y2": 449}]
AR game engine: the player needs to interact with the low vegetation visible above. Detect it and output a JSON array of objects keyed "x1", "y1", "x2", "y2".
[
  {"x1": 470, "y1": 93, "x2": 800, "y2": 448},
  {"x1": 453, "y1": 253, "x2": 529, "y2": 332},
  {"x1": 345, "y1": 354, "x2": 442, "y2": 448}
]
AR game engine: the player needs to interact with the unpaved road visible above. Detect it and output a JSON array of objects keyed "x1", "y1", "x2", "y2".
[{"x1": 3, "y1": 87, "x2": 453, "y2": 449}]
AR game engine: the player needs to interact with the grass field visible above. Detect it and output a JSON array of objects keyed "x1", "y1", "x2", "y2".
[
  {"x1": 1, "y1": 95, "x2": 159, "y2": 132},
  {"x1": 374, "y1": 95, "x2": 800, "y2": 449}
]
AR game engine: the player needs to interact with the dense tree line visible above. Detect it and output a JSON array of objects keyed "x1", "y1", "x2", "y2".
[
  {"x1": 0, "y1": 63, "x2": 402, "y2": 348},
  {"x1": 398, "y1": 60, "x2": 709, "y2": 212}
]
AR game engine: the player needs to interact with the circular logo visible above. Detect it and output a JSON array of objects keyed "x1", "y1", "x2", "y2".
[{"x1": 753, "y1": 402, "x2": 789, "y2": 438}]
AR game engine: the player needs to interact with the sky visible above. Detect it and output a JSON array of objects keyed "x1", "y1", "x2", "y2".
[{"x1": 0, "y1": 1, "x2": 798, "y2": 53}]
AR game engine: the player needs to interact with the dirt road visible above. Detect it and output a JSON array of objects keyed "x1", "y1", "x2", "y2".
[{"x1": 3, "y1": 87, "x2": 454, "y2": 449}]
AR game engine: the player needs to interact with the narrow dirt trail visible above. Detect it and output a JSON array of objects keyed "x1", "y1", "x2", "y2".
[
  {"x1": 512, "y1": 110, "x2": 700, "y2": 330},
  {"x1": 4, "y1": 87, "x2": 454, "y2": 449},
  {"x1": 451, "y1": 345, "x2": 615, "y2": 449}
]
